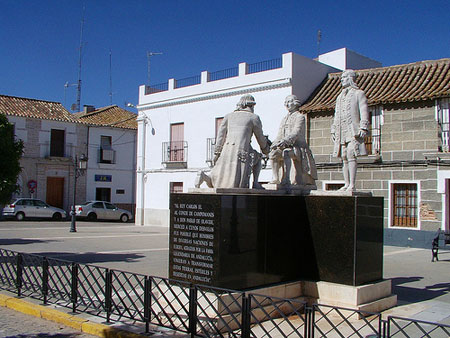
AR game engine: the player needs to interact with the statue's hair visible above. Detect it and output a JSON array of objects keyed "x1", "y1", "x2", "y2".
[
  {"x1": 236, "y1": 94, "x2": 256, "y2": 110},
  {"x1": 285, "y1": 95, "x2": 301, "y2": 108},
  {"x1": 342, "y1": 69, "x2": 359, "y2": 89}
]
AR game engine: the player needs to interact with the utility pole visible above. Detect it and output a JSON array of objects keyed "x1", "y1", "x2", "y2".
[{"x1": 147, "y1": 51, "x2": 162, "y2": 86}]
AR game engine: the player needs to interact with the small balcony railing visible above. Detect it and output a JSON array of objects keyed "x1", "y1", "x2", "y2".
[
  {"x1": 44, "y1": 142, "x2": 74, "y2": 159},
  {"x1": 145, "y1": 82, "x2": 168, "y2": 94},
  {"x1": 247, "y1": 57, "x2": 282, "y2": 74},
  {"x1": 162, "y1": 141, "x2": 188, "y2": 164},
  {"x1": 206, "y1": 137, "x2": 216, "y2": 167},
  {"x1": 97, "y1": 148, "x2": 116, "y2": 164}
]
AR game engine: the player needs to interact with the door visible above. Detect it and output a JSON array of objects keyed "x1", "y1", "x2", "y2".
[
  {"x1": 50, "y1": 129, "x2": 65, "y2": 157},
  {"x1": 170, "y1": 123, "x2": 184, "y2": 161},
  {"x1": 96, "y1": 188, "x2": 111, "y2": 202},
  {"x1": 46, "y1": 177, "x2": 64, "y2": 209}
]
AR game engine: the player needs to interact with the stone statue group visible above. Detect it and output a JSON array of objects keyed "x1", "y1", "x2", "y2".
[{"x1": 195, "y1": 70, "x2": 369, "y2": 192}]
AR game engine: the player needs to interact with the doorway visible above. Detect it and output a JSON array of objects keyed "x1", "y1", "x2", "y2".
[
  {"x1": 96, "y1": 188, "x2": 111, "y2": 202},
  {"x1": 46, "y1": 177, "x2": 64, "y2": 209}
]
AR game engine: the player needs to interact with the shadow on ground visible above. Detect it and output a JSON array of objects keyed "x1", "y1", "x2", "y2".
[
  {"x1": 391, "y1": 276, "x2": 450, "y2": 304},
  {"x1": 31, "y1": 252, "x2": 145, "y2": 265},
  {"x1": 0, "y1": 239, "x2": 54, "y2": 246}
]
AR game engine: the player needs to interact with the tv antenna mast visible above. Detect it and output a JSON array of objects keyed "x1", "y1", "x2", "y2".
[
  {"x1": 147, "y1": 51, "x2": 162, "y2": 86},
  {"x1": 109, "y1": 49, "x2": 113, "y2": 105},
  {"x1": 317, "y1": 29, "x2": 322, "y2": 57},
  {"x1": 74, "y1": 6, "x2": 86, "y2": 112}
]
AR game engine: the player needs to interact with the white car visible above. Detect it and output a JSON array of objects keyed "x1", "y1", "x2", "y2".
[
  {"x1": 2, "y1": 198, "x2": 67, "y2": 221},
  {"x1": 75, "y1": 201, "x2": 133, "y2": 222}
]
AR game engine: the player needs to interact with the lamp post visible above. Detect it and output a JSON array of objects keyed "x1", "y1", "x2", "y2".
[{"x1": 70, "y1": 154, "x2": 88, "y2": 233}]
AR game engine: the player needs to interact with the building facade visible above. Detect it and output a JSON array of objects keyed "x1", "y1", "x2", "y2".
[
  {"x1": 136, "y1": 50, "x2": 380, "y2": 226},
  {"x1": 301, "y1": 58, "x2": 450, "y2": 247},
  {"x1": 1, "y1": 96, "x2": 137, "y2": 215}
]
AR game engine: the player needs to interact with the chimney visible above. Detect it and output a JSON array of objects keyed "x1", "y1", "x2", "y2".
[{"x1": 83, "y1": 105, "x2": 96, "y2": 114}]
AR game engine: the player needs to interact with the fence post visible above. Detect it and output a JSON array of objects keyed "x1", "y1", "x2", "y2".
[
  {"x1": 144, "y1": 276, "x2": 152, "y2": 333},
  {"x1": 241, "y1": 294, "x2": 251, "y2": 338},
  {"x1": 71, "y1": 263, "x2": 78, "y2": 313},
  {"x1": 188, "y1": 284, "x2": 197, "y2": 338},
  {"x1": 16, "y1": 253, "x2": 23, "y2": 297},
  {"x1": 42, "y1": 257, "x2": 49, "y2": 304},
  {"x1": 105, "y1": 269, "x2": 112, "y2": 323}
]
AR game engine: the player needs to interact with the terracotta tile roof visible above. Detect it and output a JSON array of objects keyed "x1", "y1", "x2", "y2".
[
  {"x1": 300, "y1": 58, "x2": 450, "y2": 113},
  {"x1": 74, "y1": 105, "x2": 137, "y2": 130},
  {"x1": 0, "y1": 95, "x2": 76, "y2": 122}
]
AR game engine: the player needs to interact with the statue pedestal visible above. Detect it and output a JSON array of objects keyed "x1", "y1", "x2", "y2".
[{"x1": 169, "y1": 192, "x2": 384, "y2": 289}]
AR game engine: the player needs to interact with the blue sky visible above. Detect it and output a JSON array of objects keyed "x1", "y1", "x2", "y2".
[{"x1": 1, "y1": 0, "x2": 449, "y2": 112}]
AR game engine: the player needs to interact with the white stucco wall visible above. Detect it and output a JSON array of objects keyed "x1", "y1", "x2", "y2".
[
  {"x1": 318, "y1": 48, "x2": 381, "y2": 71},
  {"x1": 86, "y1": 127, "x2": 136, "y2": 206},
  {"x1": 136, "y1": 51, "x2": 340, "y2": 225}
]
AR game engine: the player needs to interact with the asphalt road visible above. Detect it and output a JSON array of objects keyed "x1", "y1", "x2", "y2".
[{"x1": 0, "y1": 220, "x2": 170, "y2": 278}]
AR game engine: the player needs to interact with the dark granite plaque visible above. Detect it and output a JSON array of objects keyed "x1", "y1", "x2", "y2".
[{"x1": 169, "y1": 193, "x2": 384, "y2": 290}]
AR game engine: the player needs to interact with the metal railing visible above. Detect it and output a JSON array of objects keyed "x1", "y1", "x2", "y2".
[
  {"x1": 162, "y1": 141, "x2": 188, "y2": 163},
  {"x1": 175, "y1": 75, "x2": 201, "y2": 89},
  {"x1": 206, "y1": 137, "x2": 216, "y2": 167},
  {"x1": 209, "y1": 67, "x2": 239, "y2": 82},
  {"x1": 247, "y1": 57, "x2": 282, "y2": 74},
  {"x1": 97, "y1": 148, "x2": 116, "y2": 164},
  {"x1": 1, "y1": 248, "x2": 449, "y2": 338},
  {"x1": 43, "y1": 142, "x2": 74, "y2": 159},
  {"x1": 145, "y1": 82, "x2": 168, "y2": 94}
]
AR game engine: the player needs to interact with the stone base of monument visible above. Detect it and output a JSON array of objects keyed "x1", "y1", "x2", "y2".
[{"x1": 152, "y1": 279, "x2": 396, "y2": 333}]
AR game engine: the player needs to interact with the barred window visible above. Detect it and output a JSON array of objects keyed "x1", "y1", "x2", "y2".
[
  {"x1": 364, "y1": 106, "x2": 383, "y2": 155},
  {"x1": 436, "y1": 98, "x2": 450, "y2": 152},
  {"x1": 392, "y1": 183, "x2": 418, "y2": 227},
  {"x1": 170, "y1": 182, "x2": 183, "y2": 193}
]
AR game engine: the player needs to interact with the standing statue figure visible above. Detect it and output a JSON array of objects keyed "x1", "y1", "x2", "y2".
[
  {"x1": 196, "y1": 94, "x2": 270, "y2": 189},
  {"x1": 269, "y1": 95, "x2": 317, "y2": 187},
  {"x1": 331, "y1": 70, "x2": 370, "y2": 192}
]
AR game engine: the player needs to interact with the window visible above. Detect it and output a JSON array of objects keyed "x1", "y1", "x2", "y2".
[
  {"x1": 392, "y1": 183, "x2": 418, "y2": 227},
  {"x1": 50, "y1": 129, "x2": 65, "y2": 157},
  {"x1": 92, "y1": 202, "x2": 104, "y2": 209},
  {"x1": 100, "y1": 135, "x2": 114, "y2": 163},
  {"x1": 105, "y1": 202, "x2": 116, "y2": 210},
  {"x1": 170, "y1": 182, "x2": 183, "y2": 193},
  {"x1": 437, "y1": 98, "x2": 450, "y2": 152},
  {"x1": 170, "y1": 123, "x2": 184, "y2": 162},
  {"x1": 364, "y1": 106, "x2": 383, "y2": 155},
  {"x1": 96, "y1": 188, "x2": 111, "y2": 202}
]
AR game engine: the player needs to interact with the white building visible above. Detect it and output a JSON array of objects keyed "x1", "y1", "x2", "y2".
[
  {"x1": 1, "y1": 96, "x2": 137, "y2": 215},
  {"x1": 136, "y1": 49, "x2": 380, "y2": 226}
]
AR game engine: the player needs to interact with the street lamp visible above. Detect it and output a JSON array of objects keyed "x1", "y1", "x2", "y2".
[{"x1": 70, "y1": 154, "x2": 88, "y2": 233}]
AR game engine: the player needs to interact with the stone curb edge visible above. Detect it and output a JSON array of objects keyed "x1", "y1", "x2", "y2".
[{"x1": 0, "y1": 293, "x2": 147, "y2": 338}]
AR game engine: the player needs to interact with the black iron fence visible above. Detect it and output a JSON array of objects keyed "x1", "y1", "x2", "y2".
[
  {"x1": 247, "y1": 57, "x2": 282, "y2": 74},
  {"x1": 1, "y1": 248, "x2": 449, "y2": 338}
]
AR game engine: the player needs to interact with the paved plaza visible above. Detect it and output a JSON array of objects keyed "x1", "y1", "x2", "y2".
[{"x1": 0, "y1": 219, "x2": 449, "y2": 335}]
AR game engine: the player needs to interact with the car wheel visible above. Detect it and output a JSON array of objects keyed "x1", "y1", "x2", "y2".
[
  {"x1": 120, "y1": 214, "x2": 129, "y2": 223},
  {"x1": 87, "y1": 213, "x2": 97, "y2": 221},
  {"x1": 16, "y1": 212, "x2": 25, "y2": 221},
  {"x1": 52, "y1": 213, "x2": 62, "y2": 221}
]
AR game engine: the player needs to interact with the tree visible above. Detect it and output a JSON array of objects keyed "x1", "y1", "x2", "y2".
[{"x1": 0, "y1": 113, "x2": 24, "y2": 205}]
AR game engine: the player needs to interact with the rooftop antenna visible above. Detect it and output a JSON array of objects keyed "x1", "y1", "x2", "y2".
[
  {"x1": 147, "y1": 51, "x2": 162, "y2": 86},
  {"x1": 109, "y1": 49, "x2": 113, "y2": 105},
  {"x1": 317, "y1": 29, "x2": 322, "y2": 57},
  {"x1": 75, "y1": 6, "x2": 86, "y2": 111}
]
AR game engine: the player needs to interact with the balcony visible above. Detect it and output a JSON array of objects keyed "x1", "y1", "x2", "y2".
[
  {"x1": 98, "y1": 148, "x2": 116, "y2": 164},
  {"x1": 206, "y1": 138, "x2": 216, "y2": 167},
  {"x1": 44, "y1": 142, "x2": 74, "y2": 159},
  {"x1": 162, "y1": 141, "x2": 188, "y2": 168}
]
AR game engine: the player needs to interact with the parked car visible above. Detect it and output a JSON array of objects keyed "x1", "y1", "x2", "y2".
[
  {"x1": 2, "y1": 198, "x2": 67, "y2": 221},
  {"x1": 75, "y1": 201, "x2": 132, "y2": 222}
]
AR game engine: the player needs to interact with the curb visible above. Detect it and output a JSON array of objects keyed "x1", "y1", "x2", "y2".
[{"x1": 0, "y1": 293, "x2": 147, "y2": 338}]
